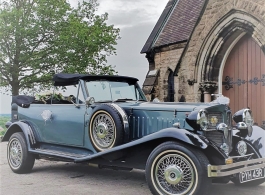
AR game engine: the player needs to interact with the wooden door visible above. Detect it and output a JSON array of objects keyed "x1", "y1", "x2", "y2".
[{"x1": 222, "y1": 34, "x2": 265, "y2": 128}]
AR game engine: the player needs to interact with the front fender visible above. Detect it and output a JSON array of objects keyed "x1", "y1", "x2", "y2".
[
  {"x1": 75, "y1": 128, "x2": 209, "y2": 162},
  {"x1": 1, "y1": 121, "x2": 36, "y2": 149},
  {"x1": 137, "y1": 128, "x2": 209, "y2": 149},
  {"x1": 246, "y1": 126, "x2": 265, "y2": 157},
  {"x1": 233, "y1": 125, "x2": 265, "y2": 158}
]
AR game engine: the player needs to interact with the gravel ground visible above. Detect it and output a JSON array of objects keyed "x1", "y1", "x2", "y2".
[{"x1": 0, "y1": 142, "x2": 264, "y2": 195}]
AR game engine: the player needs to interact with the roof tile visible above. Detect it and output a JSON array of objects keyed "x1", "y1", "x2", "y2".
[
  {"x1": 141, "y1": 0, "x2": 205, "y2": 53},
  {"x1": 155, "y1": 0, "x2": 205, "y2": 47}
]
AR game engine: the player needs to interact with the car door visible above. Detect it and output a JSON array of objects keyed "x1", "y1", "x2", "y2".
[{"x1": 42, "y1": 84, "x2": 86, "y2": 147}]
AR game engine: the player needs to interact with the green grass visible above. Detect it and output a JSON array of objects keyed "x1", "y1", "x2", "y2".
[{"x1": 0, "y1": 116, "x2": 10, "y2": 136}]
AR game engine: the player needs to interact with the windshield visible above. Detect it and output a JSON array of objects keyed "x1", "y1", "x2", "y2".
[{"x1": 86, "y1": 81, "x2": 146, "y2": 102}]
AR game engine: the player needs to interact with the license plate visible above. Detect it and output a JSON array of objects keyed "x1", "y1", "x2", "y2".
[{"x1": 239, "y1": 168, "x2": 265, "y2": 183}]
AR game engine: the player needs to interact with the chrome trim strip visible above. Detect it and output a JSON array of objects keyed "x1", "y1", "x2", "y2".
[
  {"x1": 246, "y1": 142, "x2": 262, "y2": 158},
  {"x1": 109, "y1": 103, "x2": 130, "y2": 142},
  {"x1": 228, "y1": 153, "x2": 254, "y2": 159},
  {"x1": 208, "y1": 157, "x2": 265, "y2": 177},
  {"x1": 109, "y1": 103, "x2": 129, "y2": 129},
  {"x1": 203, "y1": 129, "x2": 218, "y2": 132},
  {"x1": 28, "y1": 125, "x2": 35, "y2": 145}
]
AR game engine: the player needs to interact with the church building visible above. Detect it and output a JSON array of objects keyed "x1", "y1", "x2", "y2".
[{"x1": 141, "y1": 0, "x2": 265, "y2": 128}]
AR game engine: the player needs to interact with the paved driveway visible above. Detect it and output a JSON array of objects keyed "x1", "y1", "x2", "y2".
[{"x1": 0, "y1": 142, "x2": 264, "y2": 195}]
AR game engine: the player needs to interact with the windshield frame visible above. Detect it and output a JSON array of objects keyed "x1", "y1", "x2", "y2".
[{"x1": 83, "y1": 79, "x2": 147, "y2": 103}]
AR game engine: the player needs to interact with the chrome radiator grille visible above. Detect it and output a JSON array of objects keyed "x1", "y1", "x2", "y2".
[
  {"x1": 204, "y1": 131, "x2": 224, "y2": 147},
  {"x1": 205, "y1": 112, "x2": 224, "y2": 147},
  {"x1": 208, "y1": 112, "x2": 223, "y2": 129}
]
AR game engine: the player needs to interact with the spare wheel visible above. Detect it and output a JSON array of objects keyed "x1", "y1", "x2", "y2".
[{"x1": 89, "y1": 104, "x2": 124, "y2": 152}]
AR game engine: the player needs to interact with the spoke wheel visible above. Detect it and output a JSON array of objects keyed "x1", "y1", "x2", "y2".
[
  {"x1": 7, "y1": 132, "x2": 35, "y2": 174},
  {"x1": 146, "y1": 141, "x2": 211, "y2": 195},
  {"x1": 154, "y1": 152, "x2": 195, "y2": 195},
  {"x1": 91, "y1": 112, "x2": 116, "y2": 150},
  {"x1": 8, "y1": 138, "x2": 23, "y2": 169},
  {"x1": 89, "y1": 104, "x2": 124, "y2": 152}
]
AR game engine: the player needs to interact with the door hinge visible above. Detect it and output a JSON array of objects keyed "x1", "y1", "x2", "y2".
[{"x1": 85, "y1": 120, "x2": 89, "y2": 127}]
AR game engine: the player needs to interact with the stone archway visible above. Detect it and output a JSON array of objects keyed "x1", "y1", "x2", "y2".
[
  {"x1": 195, "y1": 10, "x2": 265, "y2": 103},
  {"x1": 196, "y1": 10, "x2": 265, "y2": 84},
  {"x1": 194, "y1": 10, "x2": 265, "y2": 127}
]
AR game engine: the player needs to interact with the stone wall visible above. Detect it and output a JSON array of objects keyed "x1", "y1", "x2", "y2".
[
  {"x1": 153, "y1": 44, "x2": 184, "y2": 101},
  {"x1": 152, "y1": 0, "x2": 265, "y2": 102}
]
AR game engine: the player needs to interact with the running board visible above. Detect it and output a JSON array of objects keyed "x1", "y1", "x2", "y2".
[{"x1": 30, "y1": 148, "x2": 92, "y2": 161}]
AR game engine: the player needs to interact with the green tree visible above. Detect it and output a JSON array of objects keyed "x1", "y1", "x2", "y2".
[{"x1": 0, "y1": 0, "x2": 120, "y2": 95}]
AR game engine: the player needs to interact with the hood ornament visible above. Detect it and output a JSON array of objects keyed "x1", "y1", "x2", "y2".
[{"x1": 211, "y1": 94, "x2": 230, "y2": 105}]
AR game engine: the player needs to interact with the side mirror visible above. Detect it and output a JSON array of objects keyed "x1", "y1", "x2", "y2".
[
  {"x1": 5, "y1": 121, "x2": 12, "y2": 129},
  {"x1": 86, "y1": 97, "x2": 95, "y2": 106}
]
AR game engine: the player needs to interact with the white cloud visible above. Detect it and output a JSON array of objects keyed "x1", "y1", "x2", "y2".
[{"x1": 97, "y1": 0, "x2": 167, "y2": 28}]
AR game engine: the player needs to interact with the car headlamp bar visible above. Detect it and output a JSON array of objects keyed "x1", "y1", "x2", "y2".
[
  {"x1": 197, "y1": 109, "x2": 209, "y2": 131},
  {"x1": 243, "y1": 109, "x2": 254, "y2": 126}
]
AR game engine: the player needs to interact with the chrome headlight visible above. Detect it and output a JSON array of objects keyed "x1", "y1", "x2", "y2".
[
  {"x1": 233, "y1": 108, "x2": 254, "y2": 125},
  {"x1": 197, "y1": 110, "x2": 209, "y2": 131},
  {"x1": 243, "y1": 109, "x2": 254, "y2": 137},
  {"x1": 236, "y1": 141, "x2": 247, "y2": 156},
  {"x1": 243, "y1": 109, "x2": 254, "y2": 126},
  {"x1": 233, "y1": 108, "x2": 254, "y2": 137}
]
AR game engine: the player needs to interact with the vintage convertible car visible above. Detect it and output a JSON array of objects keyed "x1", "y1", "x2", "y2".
[{"x1": 2, "y1": 73, "x2": 265, "y2": 195}]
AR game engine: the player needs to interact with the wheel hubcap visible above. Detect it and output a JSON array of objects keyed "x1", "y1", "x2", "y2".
[
  {"x1": 155, "y1": 153, "x2": 195, "y2": 195},
  {"x1": 8, "y1": 139, "x2": 22, "y2": 168},
  {"x1": 164, "y1": 165, "x2": 183, "y2": 185},
  {"x1": 11, "y1": 147, "x2": 19, "y2": 158},
  {"x1": 96, "y1": 122, "x2": 108, "y2": 139}
]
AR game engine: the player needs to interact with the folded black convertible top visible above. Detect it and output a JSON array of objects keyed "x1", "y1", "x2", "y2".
[
  {"x1": 12, "y1": 95, "x2": 35, "y2": 108},
  {"x1": 53, "y1": 73, "x2": 139, "y2": 86}
]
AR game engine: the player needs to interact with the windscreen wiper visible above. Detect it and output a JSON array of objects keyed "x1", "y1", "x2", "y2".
[
  {"x1": 96, "y1": 100, "x2": 113, "y2": 103},
  {"x1": 114, "y1": 98, "x2": 134, "y2": 102}
]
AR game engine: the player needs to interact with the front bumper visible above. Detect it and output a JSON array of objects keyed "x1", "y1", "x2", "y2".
[{"x1": 208, "y1": 157, "x2": 265, "y2": 177}]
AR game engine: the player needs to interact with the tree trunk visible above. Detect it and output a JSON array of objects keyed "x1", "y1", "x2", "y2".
[{"x1": 12, "y1": 82, "x2": 20, "y2": 96}]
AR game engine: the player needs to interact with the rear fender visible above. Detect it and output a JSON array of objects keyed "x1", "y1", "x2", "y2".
[{"x1": 1, "y1": 121, "x2": 37, "y2": 149}]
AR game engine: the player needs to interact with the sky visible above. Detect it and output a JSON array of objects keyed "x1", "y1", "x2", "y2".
[{"x1": 0, "y1": 0, "x2": 168, "y2": 114}]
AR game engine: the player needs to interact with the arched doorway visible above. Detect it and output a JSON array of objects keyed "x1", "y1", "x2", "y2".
[{"x1": 222, "y1": 34, "x2": 265, "y2": 128}]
